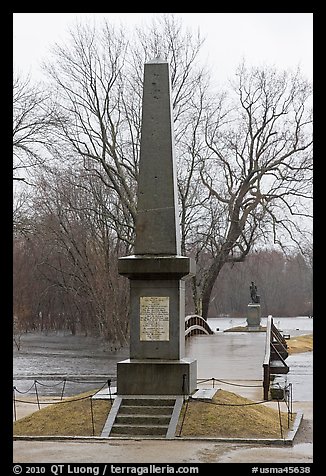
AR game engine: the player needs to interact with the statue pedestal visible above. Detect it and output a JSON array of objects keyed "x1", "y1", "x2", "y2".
[{"x1": 246, "y1": 303, "x2": 261, "y2": 330}]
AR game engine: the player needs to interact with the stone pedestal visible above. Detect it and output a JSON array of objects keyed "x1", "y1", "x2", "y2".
[
  {"x1": 246, "y1": 303, "x2": 261, "y2": 330},
  {"x1": 117, "y1": 358, "x2": 197, "y2": 395},
  {"x1": 119, "y1": 257, "x2": 195, "y2": 360},
  {"x1": 118, "y1": 258, "x2": 196, "y2": 395}
]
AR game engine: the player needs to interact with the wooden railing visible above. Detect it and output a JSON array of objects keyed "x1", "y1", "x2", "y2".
[
  {"x1": 185, "y1": 315, "x2": 214, "y2": 338},
  {"x1": 263, "y1": 315, "x2": 289, "y2": 400}
]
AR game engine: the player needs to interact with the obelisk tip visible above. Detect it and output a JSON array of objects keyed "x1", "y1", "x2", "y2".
[{"x1": 147, "y1": 56, "x2": 167, "y2": 64}]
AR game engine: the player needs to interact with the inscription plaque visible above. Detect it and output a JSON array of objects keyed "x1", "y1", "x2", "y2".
[{"x1": 140, "y1": 296, "x2": 169, "y2": 341}]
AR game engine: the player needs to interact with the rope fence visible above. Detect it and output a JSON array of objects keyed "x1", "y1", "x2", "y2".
[
  {"x1": 13, "y1": 377, "x2": 117, "y2": 434},
  {"x1": 197, "y1": 376, "x2": 263, "y2": 388},
  {"x1": 13, "y1": 375, "x2": 293, "y2": 439},
  {"x1": 179, "y1": 377, "x2": 294, "y2": 440}
]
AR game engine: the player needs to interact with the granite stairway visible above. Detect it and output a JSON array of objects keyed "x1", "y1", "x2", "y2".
[{"x1": 102, "y1": 396, "x2": 183, "y2": 438}]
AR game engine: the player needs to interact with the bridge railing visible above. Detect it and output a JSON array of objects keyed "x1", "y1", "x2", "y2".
[
  {"x1": 263, "y1": 315, "x2": 289, "y2": 400},
  {"x1": 185, "y1": 315, "x2": 214, "y2": 338}
]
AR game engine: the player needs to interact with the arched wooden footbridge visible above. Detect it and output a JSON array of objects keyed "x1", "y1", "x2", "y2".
[{"x1": 185, "y1": 314, "x2": 214, "y2": 338}]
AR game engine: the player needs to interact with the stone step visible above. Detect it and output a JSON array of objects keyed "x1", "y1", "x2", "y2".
[
  {"x1": 110, "y1": 434, "x2": 164, "y2": 439},
  {"x1": 119, "y1": 405, "x2": 173, "y2": 416},
  {"x1": 103, "y1": 396, "x2": 183, "y2": 438},
  {"x1": 121, "y1": 398, "x2": 176, "y2": 407},
  {"x1": 110, "y1": 424, "x2": 168, "y2": 436},
  {"x1": 116, "y1": 414, "x2": 171, "y2": 425}
]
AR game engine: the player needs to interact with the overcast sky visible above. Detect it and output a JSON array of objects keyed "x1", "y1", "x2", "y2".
[{"x1": 13, "y1": 12, "x2": 313, "y2": 86}]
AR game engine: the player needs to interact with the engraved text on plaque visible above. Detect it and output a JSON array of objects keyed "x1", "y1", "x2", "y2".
[{"x1": 140, "y1": 296, "x2": 169, "y2": 341}]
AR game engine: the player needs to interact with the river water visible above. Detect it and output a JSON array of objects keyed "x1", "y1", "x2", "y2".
[
  {"x1": 206, "y1": 316, "x2": 313, "y2": 335},
  {"x1": 13, "y1": 316, "x2": 313, "y2": 400},
  {"x1": 205, "y1": 316, "x2": 313, "y2": 402}
]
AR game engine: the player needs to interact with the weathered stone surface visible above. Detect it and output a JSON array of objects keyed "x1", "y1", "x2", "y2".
[
  {"x1": 134, "y1": 61, "x2": 180, "y2": 256},
  {"x1": 191, "y1": 388, "x2": 219, "y2": 400},
  {"x1": 247, "y1": 303, "x2": 261, "y2": 329},
  {"x1": 128, "y1": 280, "x2": 185, "y2": 359},
  {"x1": 117, "y1": 358, "x2": 197, "y2": 395},
  {"x1": 118, "y1": 255, "x2": 195, "y2": 280}
]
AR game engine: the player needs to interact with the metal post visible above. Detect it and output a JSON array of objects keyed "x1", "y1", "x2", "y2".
[
  {"x1": 182, "y1": 374, "x2": 188, "y2": 402},
  {"x1": 263, "y1": 364, "x2": 270, "y2": 400},
  {"x1": 34, "y1": 380, "x2": 40, "y2": 410},
  {"x1": 108, "y1": 379, "x2": 112, "y2": 404},
  {"x1": 13, "y1": 387, "x2": 17, "y2": 422},
  {"x1": 60, "y1": 378, "x2": 66, "y2": 401},
  {"x1": 277, "y1": 399, "x2": 284, "y2": 439},
  {"x1": 286, "y1": 385, "x2": 290, "y2": 428}
]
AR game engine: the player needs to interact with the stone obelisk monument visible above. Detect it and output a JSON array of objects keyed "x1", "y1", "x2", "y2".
[{"x1": 117, "y1": 58, "x2": 197, "y2": 395}]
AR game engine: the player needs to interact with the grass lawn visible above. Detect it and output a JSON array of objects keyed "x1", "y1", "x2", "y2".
[
  {"x1": 176, "y1": 389, "x2": 291, "y2": 438},
  {"x1": 13, "y1": 390, "x2": 111, "y2": 436},
  {"x1": 287, "y1": 334, "x2": 313, "y2": 353}
]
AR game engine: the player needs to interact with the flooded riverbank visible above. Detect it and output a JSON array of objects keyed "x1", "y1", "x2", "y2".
[
  {"x1": 207, "y1": 316, "x2": 313, "y2": 335},
  {"x1": 206, "y1": 316, "x2": 313, "y2": 401},
  {"x1": 13, "y1": 317, "x2": 313, "y2": 398},
  {"x1": 13, "y1": 333, "x2": 129, "y2": 396}
]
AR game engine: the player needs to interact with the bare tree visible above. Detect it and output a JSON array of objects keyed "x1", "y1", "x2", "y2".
[
  {"x1": 203, "y1": 249, "x2": 313, "y2": 318},
  {"x1": 27, "y1": 165, "x2": 130, "y2": 344},
  {"x1": 13, "y1": 71, "x2": 66, "y2": 238},
  {"x1": 13, "y1": 15, "x2": 210, "y2": 339},
  {"x1": 13, "y1": 72, "x2": 60, "y2": 182},
  {"x1": 19, "y1": 15, "x2": 312, "y2": 326},
  {"x1": 42, "y1": 15, "x2": 208, "y2": 251},
  {"x1": 43, "y1": 21, "x2": 137, "y2": 249},
  {"x1": 193, "y1": 64, "x2": 312, "y2": 318}
]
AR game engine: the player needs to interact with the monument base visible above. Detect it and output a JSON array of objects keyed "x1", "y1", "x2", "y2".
[
  {"x1": 246, "y1": 303, "x2": 261, "y2": 329},
  {"x1": 117, "y1": 358, "x2": 197, "y2": 395}
]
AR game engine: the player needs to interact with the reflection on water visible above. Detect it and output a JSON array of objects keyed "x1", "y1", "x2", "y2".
[
  {"x1": 205, "y1": 316, "x2": 313, "y2": 401},
  {"x1": 185, "y1": 331, "x2": 266, "y2": 380},
  {"x1": 13, "y1": 333, "x2": 129, "y2": 396},
  {"x1": 13, "y1": 317, "x2": 313, "y2": 399},
  {"x1": 286, "y1": 352, "x2": 313, "y2": 401}
]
